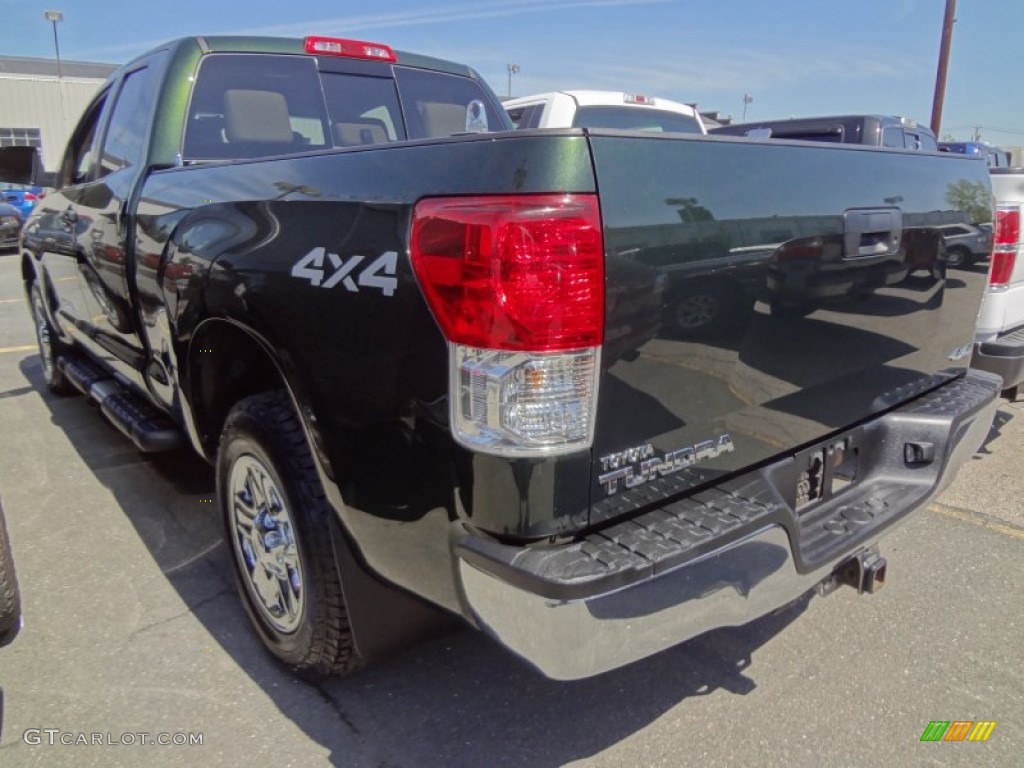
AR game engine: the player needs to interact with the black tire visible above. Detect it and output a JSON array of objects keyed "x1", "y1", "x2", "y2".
[
  {"x1": 946, "y1": 246, "x2": 973, "y2": 269},
  {"x1": 29, "y1": 283, "x2": 74, "y2": 395},
  {"x1": 0, "y1": 501, "x2": 22, "y2": 646},
  {"x1": 217, "y1": 391, "x2": 361, "y2": 678}
]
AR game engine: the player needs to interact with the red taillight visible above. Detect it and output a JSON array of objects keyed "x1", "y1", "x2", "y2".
[
  {"x1": 24, "y1": 193, "x2": 37, "y2": 202},
  {"x1": 303, "y1": 36, "x2": 396, "y2": 62},
  {"x1": 410, "y1": 194, "x2": 605, "y2": 352},
  {"x1": 990, "y1": 207, "x2": 1020, "y2": 287}
]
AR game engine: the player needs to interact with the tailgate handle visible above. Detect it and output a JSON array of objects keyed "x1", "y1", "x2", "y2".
[{"x1": 843, "y1": 208, "x2": 901, "y2": 258}]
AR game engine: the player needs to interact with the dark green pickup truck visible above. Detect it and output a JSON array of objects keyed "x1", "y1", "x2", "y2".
[{"x1": 1, "y1": 34, "x2": 1000, "y2": 680}]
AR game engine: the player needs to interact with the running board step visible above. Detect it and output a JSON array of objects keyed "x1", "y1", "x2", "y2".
[{"x1": 58, "y1": 356, "x2": 184, "y2": 453}]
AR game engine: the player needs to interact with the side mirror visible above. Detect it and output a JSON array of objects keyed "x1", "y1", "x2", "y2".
[{"x1": 0, "y1": 147, "x2": 55, "y2": 188}]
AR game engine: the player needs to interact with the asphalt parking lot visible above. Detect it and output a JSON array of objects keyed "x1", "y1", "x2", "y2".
[{"x1": 0, "y1": 248, "x2": 1021, "y2": 767}]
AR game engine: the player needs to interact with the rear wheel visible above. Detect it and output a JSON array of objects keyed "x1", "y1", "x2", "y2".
[
  {"x1": 29, "y1": 284, "x2": 74, "y2": 395},
  {"x1": 217, "y1": 391, "x2": 361, "y2": 678},
  {"x1": 946, "y1": 246, "x2": 973, "y2": 269}
]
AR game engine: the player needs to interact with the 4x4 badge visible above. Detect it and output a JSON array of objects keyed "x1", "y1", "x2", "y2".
[{"x1": 598, "y1": 435, "x2": 734, "y2": 495}]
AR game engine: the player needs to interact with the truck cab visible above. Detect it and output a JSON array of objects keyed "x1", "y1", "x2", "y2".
[{"x1": 711, "y1": 114, "x2": 938, "y2": 150}]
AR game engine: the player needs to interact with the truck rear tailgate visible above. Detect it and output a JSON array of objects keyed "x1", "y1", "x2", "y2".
[{"x1": 588, "y1": 133, "x2": 992, "y2": 526}]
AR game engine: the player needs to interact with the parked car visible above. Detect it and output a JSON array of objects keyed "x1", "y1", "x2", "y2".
[
  {"x1": 711, "y1": 114, "x2": 938, "y2": 150},
  {"x1": 504, "y1": 90, "x2": 706, "y2": 133},
  {"x1": 971, "y1": 168, "x2": 1024, "y2": 398},
  {"x1": 937, "y1": 222, "x2": 993, "y2": 268},
  {"x1": 0, "y1": 202, "x2": 23, "y2": 250},
  {"x1": 2, "y1": 185, "x2": 43, "y2": 218},
  {"x1": 0, "y1": 498, "x2": 21, "y2": 647}
]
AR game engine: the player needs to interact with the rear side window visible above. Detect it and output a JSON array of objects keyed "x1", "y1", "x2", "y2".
[
  {"x1": 394, "y1": 67, "x2": 507, "y2": 139},
  {"x1": 183, "y1": 54, "x2": 330, "y2": 160},
  {"x1": 571, "y1": 106, "x2": 702, "y2": 134},
  {"x1": 507, "y1": 104, "x2": 542, "y2": 129},
  {"x1": 882, "y1": 127, "x2": 903, "y2": 148}
]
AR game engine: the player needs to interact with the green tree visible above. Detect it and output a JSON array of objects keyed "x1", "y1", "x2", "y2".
[{"x1": 945, "y1": 179, "x2": 993, "y2": 224}]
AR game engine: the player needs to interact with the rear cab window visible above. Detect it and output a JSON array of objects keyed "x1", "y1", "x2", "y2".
[
  {"x1": 182, "y1": 52, "x2": 506, "y2": 162},
  {"x1": 572, "y1": 106, "x2": 703, "y2": 134}
]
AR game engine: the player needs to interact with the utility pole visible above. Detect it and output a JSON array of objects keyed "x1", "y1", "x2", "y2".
[
  {"x1": 742, "y1": 94, "x2": 752, "y2": 122},
  {"x1": 930, "y1": 0, "x2": 956, "y2": 136}
]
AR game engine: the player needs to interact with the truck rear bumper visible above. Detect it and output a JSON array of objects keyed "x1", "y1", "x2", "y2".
[
  {"x1": 972, "y1": 326, "x2": 1024, "y2": 390},
  {"x1": 454, "y1": 369, "x2": 1000, "y2": 680}
]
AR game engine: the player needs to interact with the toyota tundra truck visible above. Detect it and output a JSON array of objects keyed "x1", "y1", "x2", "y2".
[{"x1": 1, "y1": 34, "x2": 1000, "y2": 681}]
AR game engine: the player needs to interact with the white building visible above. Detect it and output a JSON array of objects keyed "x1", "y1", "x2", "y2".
[{"x1": 0, "y1": 56, "x2": 116, "y2": 171}]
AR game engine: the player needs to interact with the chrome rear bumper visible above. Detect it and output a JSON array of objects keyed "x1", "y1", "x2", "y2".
[{"x1": 454, "y1": 370, "x2": 1000, "y2": 680}]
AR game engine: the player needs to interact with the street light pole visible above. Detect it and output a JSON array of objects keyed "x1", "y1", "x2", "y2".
[
  {"x1": 506, "y1": 63, "x2": 520, "y2": 98},
  {"x1": 44, "y1": 10, "x2": 64, "y2": 80}
]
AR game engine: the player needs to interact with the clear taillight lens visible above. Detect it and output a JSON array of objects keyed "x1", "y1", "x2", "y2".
[
  {"x1": 411, "y1": 194, "x2": 605, "y2": 456},
  {"x1": 451, "y1": 345, "x2": 599, "y2": 455}
]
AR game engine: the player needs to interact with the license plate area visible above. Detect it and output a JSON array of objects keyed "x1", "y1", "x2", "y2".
[{"x1": 791, "y1": 436, "x2": 860, "y2": 514}]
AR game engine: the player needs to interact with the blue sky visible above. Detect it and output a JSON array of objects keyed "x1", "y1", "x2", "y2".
[{"x1": 5, "y1": 0, "x2": 1022, "y2": 144}]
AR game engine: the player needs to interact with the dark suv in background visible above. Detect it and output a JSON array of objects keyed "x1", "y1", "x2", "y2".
[{"x1": 711, "y1": 114, "x2": 938, "y2": 150}]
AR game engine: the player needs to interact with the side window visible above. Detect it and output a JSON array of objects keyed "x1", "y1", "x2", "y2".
[
  {"x1": 507, "y1": 104, "x2": 540, "y2": 129},
  {"x1": 917, "y1": 133, "x2": 937, "y2": 151},
  {"x1": 99, "y1": 67, "x2": 155, "y2": 176},
  {"x1": 62, "y1": 92, "x2": 110, "y2": 186},
  {"x1": 523, "y1": 104, "x2": 543, "y2": 129},
  {"x1": 881, "y1": 127, "x2": 903, "y2": 148}
]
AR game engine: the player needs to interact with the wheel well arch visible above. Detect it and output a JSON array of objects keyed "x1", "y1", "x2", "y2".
[{"x1": 188, "y1": 319, "x2": 297, "y2": 460}]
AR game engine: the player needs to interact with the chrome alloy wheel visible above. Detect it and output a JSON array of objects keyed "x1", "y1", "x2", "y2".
[
  {"x1": 229, "y1": 455, "x2": 305, "y2": 634},
  {"x1": 31, "y1": 290, "x2": 55, "y2": 382}
]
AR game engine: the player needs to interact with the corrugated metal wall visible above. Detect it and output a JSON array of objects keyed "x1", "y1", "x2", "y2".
[{"x1": 0, "y1": 76, "x2": 106, "y2": 170}]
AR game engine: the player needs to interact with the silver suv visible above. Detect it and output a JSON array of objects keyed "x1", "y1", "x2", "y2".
[{"x1": 938, "y1": 222, "x2": 992, "y2": 268}]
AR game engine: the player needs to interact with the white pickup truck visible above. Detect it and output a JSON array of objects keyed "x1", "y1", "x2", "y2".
[
  {"x1": 972, "y1": 168, "x2": 1024, "y2": 398},
  {"x1": 504, "y1": 90, "x2": 706, "y2": 133}
]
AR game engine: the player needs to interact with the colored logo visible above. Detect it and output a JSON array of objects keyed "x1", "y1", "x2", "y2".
[{"x1": 920, "y1": 721, "x2": 996, "y2": 742}]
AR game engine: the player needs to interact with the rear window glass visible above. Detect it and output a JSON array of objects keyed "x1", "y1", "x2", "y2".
[
  {"x1": 321, "y1": 73, "x2": 406, "y2": 145},
  {"x1": 394, "y1": 67, "x2": 506, "y2": 139},
  {"x1": 769, "y1": 128, "x2": 844, "y2": 142},
  {"x1": 572, "y1": 106, "x2": 702, "y2": 134}
]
